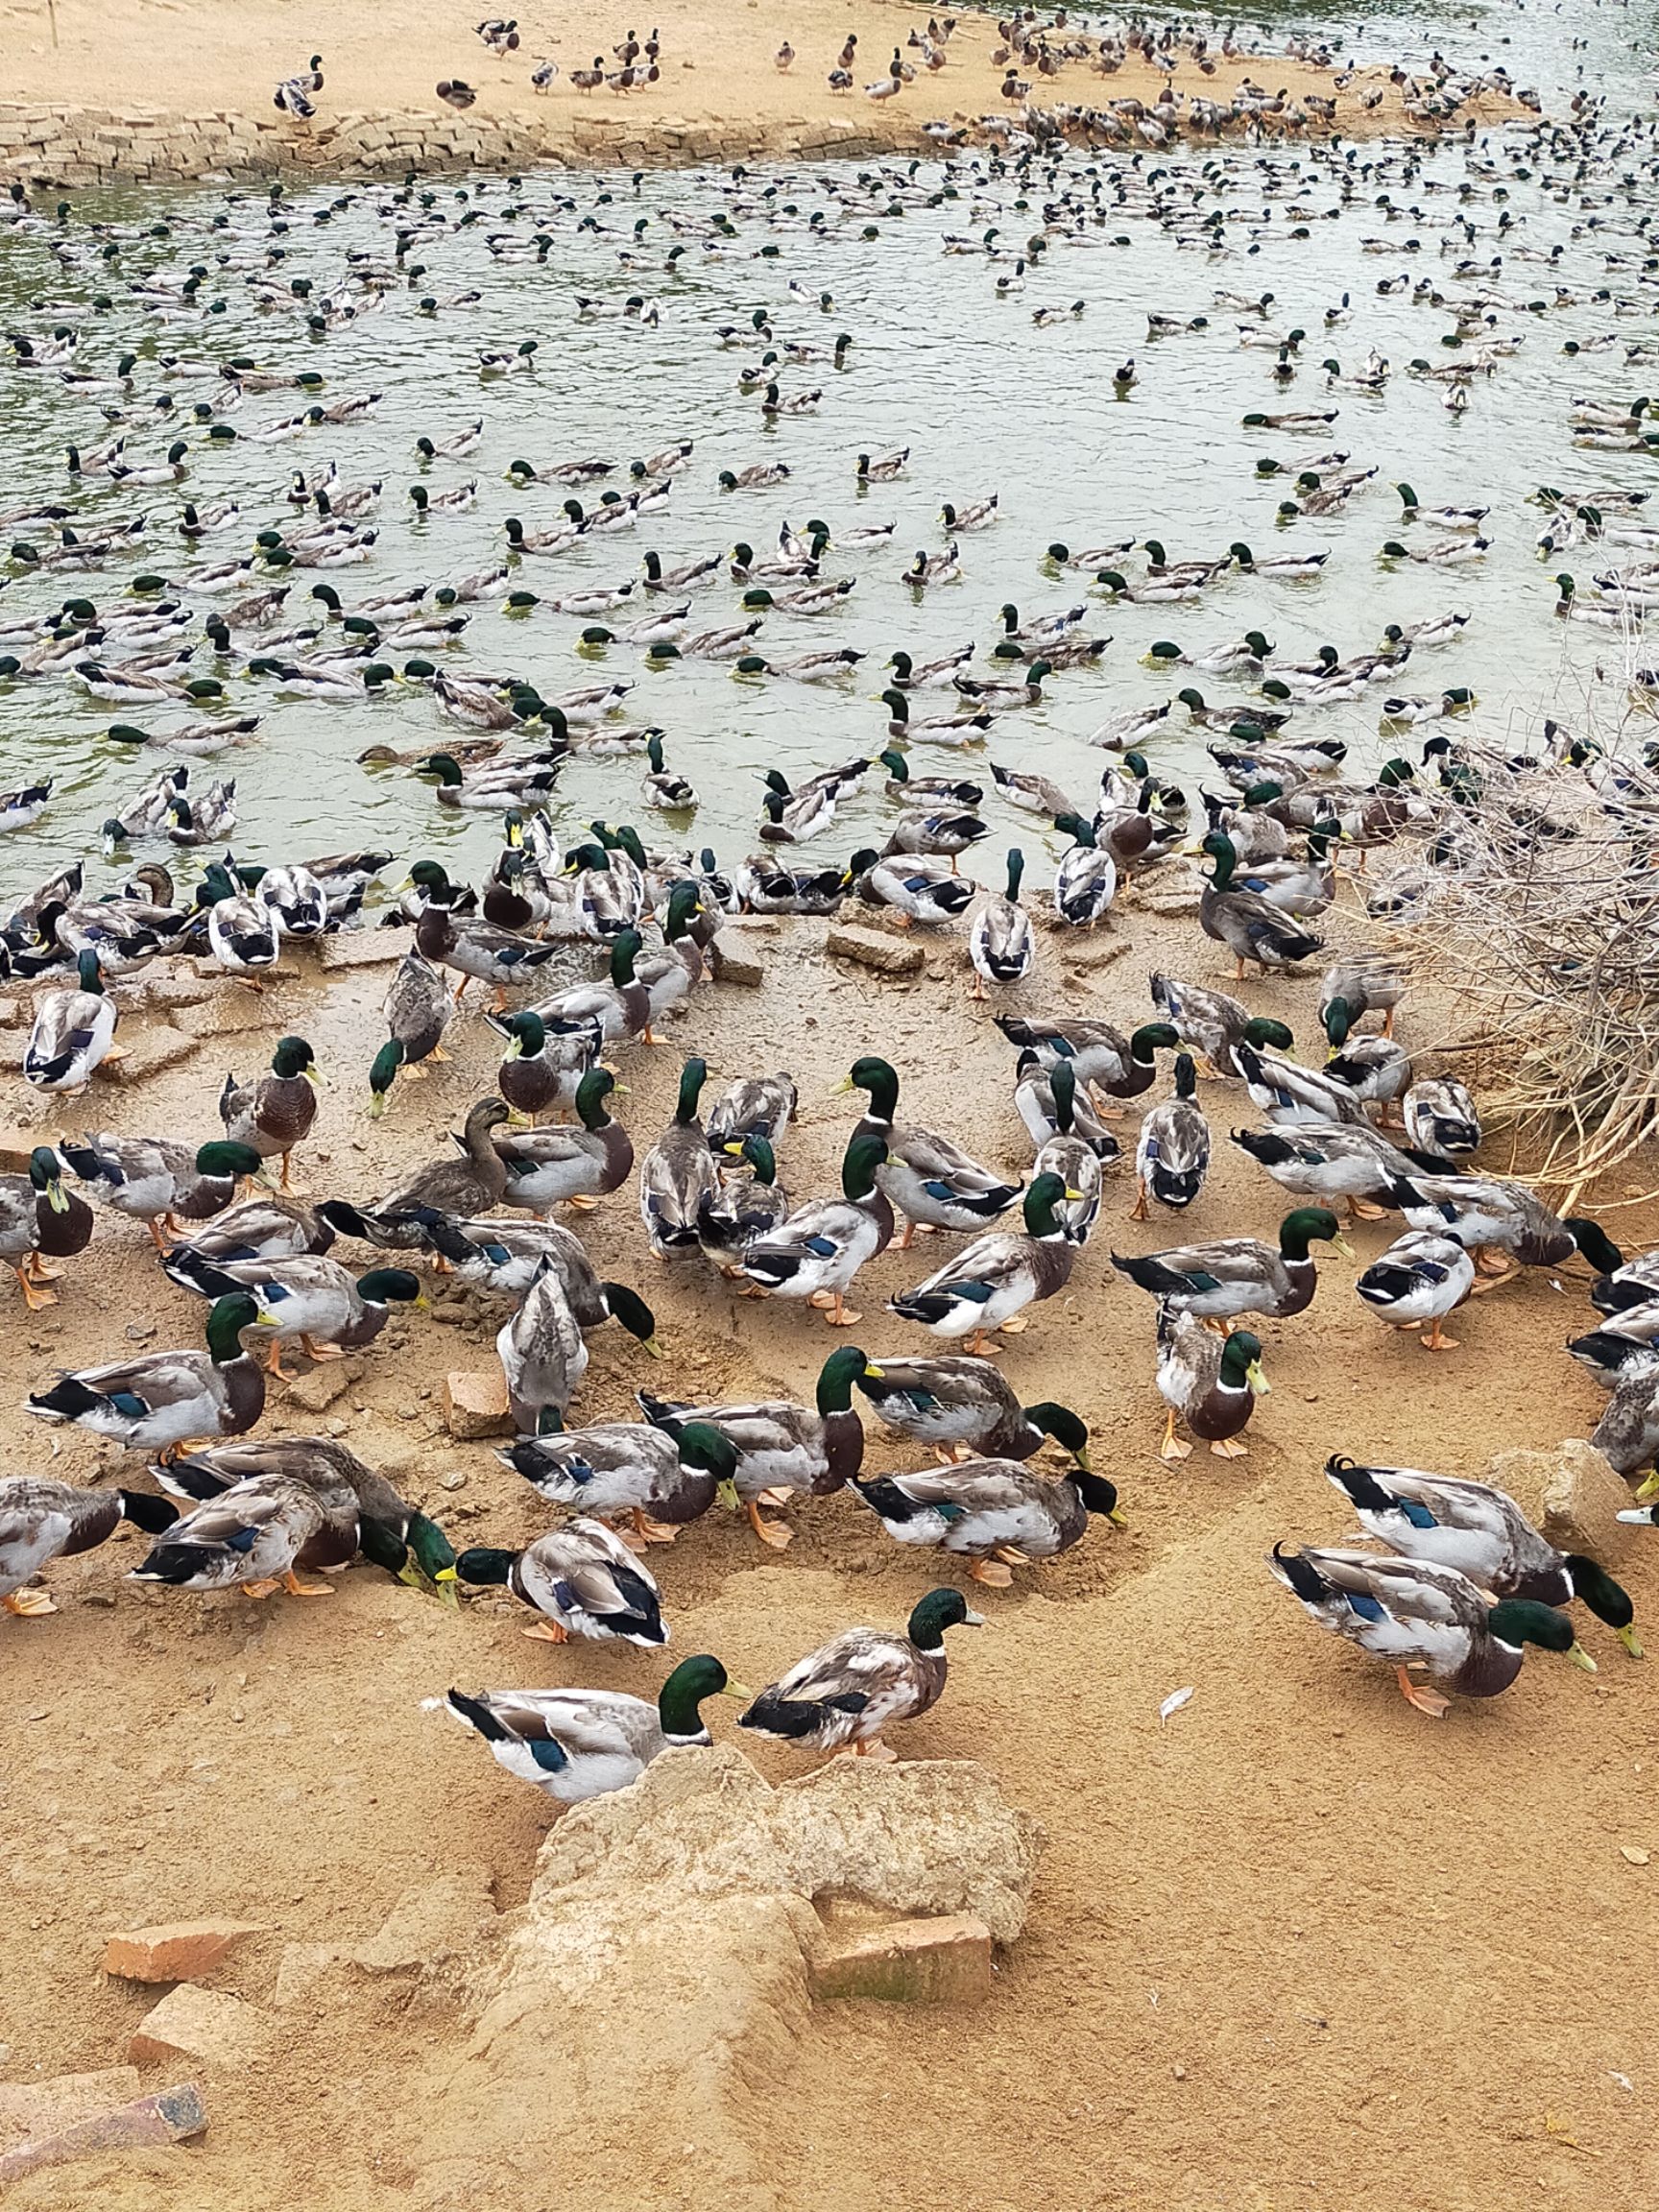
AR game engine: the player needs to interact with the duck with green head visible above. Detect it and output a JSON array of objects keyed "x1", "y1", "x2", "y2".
[
  {"x1": 853, "y1": 1454, "x2": 1124, "y2": 1584},
  {"x1": 504, "y1": 1415, "x2": 741, "y2": 1548},
  {"x1": 485, "y1": 1007, "x2": 593, "y2": 1124},
  {"x1": 0, "y1": 1145, "x2": 94, "y2": 1311},
  {"x1": 638, "y1": 1056, "x2": 716, "y2": 1258},
  {"x1": 995, "y1": 1012, "x2": 1179, "y2": 1105},
  {"x1": 27, "y1": 1291, "x2": 272, "y2": 1461},
  {"x1": 640, "y1": 1344, "x2": 879, "y2": 1548},
  {"x1": 737, "y1": 1586, "x2": 981, "y2": 1758},
  {"x1": 493, "y1": 1067, "x2": 635, "y2": 1213},
  {"x1": 440, "y1": 1652, "x2": 749, "y2": 1803},
  {"x1": 24, "y1": 948, "x2": 119, "y2": 1093},
  {"x1": 855, "y1": 1352, "x2": 1093, "y2": 1471},
  {"x1": 1199, "y1": 830, "x2": 1326, "y2": 978},
  {"x1": 889, "y1": 1171, "x2": 1081, "y2": 1357},
  {"x1": 738, "y1": 1132, "x2": 894, "y2": 1329},
  {"x1": 59, "y1": 1135, "x2": 271, "y2": 1253},
  {"x1": 698, "y1": 1133, "x2": 790, "y2": 1273},
  {"x1": 1156, "y1": 1311, "x2": 1268, "y2": 1460},
  {"x1": 1269, "y1": 1543, "x2": 1596, "y2": 1718},
  {"x1": 840, "y1": 1055, "x2": 1022, "y2": 1242},
  {"x1": 1112, "y1": 1205, "x2": 1351, "y2": 1325},
  {"x1": 219, "y1": 1035, "x2": 321, "y2": 1190},
  {"x1": 156, "y1": 1435, "x2": 459, "y2": 1602}
]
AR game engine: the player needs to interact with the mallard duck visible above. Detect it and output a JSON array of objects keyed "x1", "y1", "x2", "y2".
[
  {"x1": 1356, "y1": 1228, "x2": 1474, "y2": 1351},
  {"x1": 737, "y1": 1586, "x2": 979, "y2": 1760},
  {"x1": 638, "y1": 1056, "x2": 716, "y2": 1258},
  {"x1": 1159, "y1": 973, "x2": 1300, "y2": 1074},
  {"x1": 1199, "y1": 833, "x2": 1324, "y2": 976},
  {"x1": 852, "y1": 1458, "x2": 1124, "y2": 1584},
  {"x1": 497, "y1": 1257, "x2": 587, "y2": 1431},
  {"x1": 1233, "y1": 1040, "x2": 1370, "y2": 1129},
  {"x1": 952, "y1": 661, "x2": 1051, "y2": 709},
  {"x1": 1573, "y1": 1224, "x2": 1659, "y2": 1316},
  {"x1": 1325, "y1": 1036, "x2": 1413, "y2": 1121},
  {"x1": 1231, "y1": 1119, "x2": 1409, "y2": 1222},
  {"x1": 633, "y1": 881, "x2": 707, "y2": 1038},
  {"x1": 1133, "y1": 1053, "x2": 1211, "y2": 1217},
  {"x1": 887, "y1": 644, "x2": 975, "y2": 690},
  {"x1": 457, "y1": 1516, "x2": 666, "y2": 1647},
  {"x1": 1327, "y1": 1456, "x2": 1640, "y2": 1656},
  {"x1": 415, "y1": 897, "x2": 559, "y2": 1008},
  {"x1": 197, "y1": 862, "x2": 280, "y2": 981},
  {"x1": 707, "y1": 1073, "x2": 797, "y2": 1146},
  {"x1": 0, "y1": 1145, "x2": 94, "y2": 1310},
  {"x1": 880, "y1": 690, "x2": 993, "y2": 747},
  {"x1": 129, "y1": 1467, "x2": 366, "y2": 1599},
  {"x1": 1402, "y1": 1078, "x2": 1481, "y2": 1163},
  {"x1": 842, "y1": 1055, "x2": 1021, "y2": 1242},
  {"x1": 367, "y1": 950, "x2": 452, "y2": 1118},
  {"x1": 879, "y1": 751, "x2": 982, "y2": 809},
  {"x1": 255, "y1": 864, "x2": 329, "y2": 938},
  {"x1": 996, "y1": 1014, "x2": 1178, "y2": 1106},
  {"x1": 698, "y1": 1135, "x2": 791, "y2": 1272},
  {"x1": 852, "y1": 850, "x2": 976, "y2": 926},
  {"x1": 1592, "y1": 1366, "x2": 1659, "y2": 1479},
  {"x1": 890, "y1": 1172, "x2": 1078, "y2": 1356},
  {"x1": 1268, "y1": 1546, "x2": 1593, "y2": 1717},
  {"x1": 369, "y1": 1095, "x2": 510, "y2": 1217},
  {"x1": 219, "y1": 1035, "x2": 320, "y2": 1188},
  {"x1": 157, "y1": 1436, "x2": 456, "y2": 1595},
  {"x1": 1113, "y1": 1206, "x2": 1348, "y2": 1322},
  {"x1": 1049, "y1": 813, "x2": 1118, "y2": 926},
  {"x1": 1156, "y1": 1311, "x2": 1267, "y2": 1459},
  {"x1": 1321, "y1": 956, "x2": 1407, "y2": 1042},
  {"x1": 503, "y1": 1415, "x2": 737, "y2": 1547},
  {"x1": 483, "y1": 1010, "x2": 590, "y2": 1125},
  {"x1": 641, "y1": 1345, "x2": 875, "y2": 1548},
  {"x1": 27, "y1": 1292, "x2": 269, "y2": 1460},
  {"x1": 1385, "y1": 1171, "x2": 1605, "y2": 1281},
  {"x1": 24, "y1": 949, "x2": 118, "y2": 1091},
  {"x1": 854, "y1": 1354, "x2": 1091, "y2": 1470},
  {"x1": 739, "y1": 1132, "x2": 893, "y2": 1329},
  {"x1": 436, "y1": 1654, "x2": 745, "y2": 1804},
  {"x1": 1019, "y1": 1060, "x2": 1107, "y2": 1245},
  {"x1": 988, "y1": 762, "x2": 1076, "y2": 818},
  {"x1": 0, "y1": 1477, "x2": 178, "y2": 1615},
  {"x1": 164, "y1": 1250, "x2": 422, "y2": 1380},
  {"x1": 167, "y1": 1196, "x2": 337, "y2": 1269},
  {"x1": 491, "y1": 1070, "x2": 635, "y2": 1213},
  {"x1": 60, "y1": 1136, "x2": 267, "y2": 1252},
  {"x1": 534, "y1": 928, "x2": 649, "y2": 1046}
]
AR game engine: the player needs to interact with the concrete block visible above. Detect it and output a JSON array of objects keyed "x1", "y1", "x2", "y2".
[
  {"x1": 318, "y1": 926, "x2": 411, "y2": 971},
  {"x1": 825, "y1": 925, "x2": 925, "y2": 976},
  {"x1": 129, "y1": 1984, "x2": 274, "y2": 2070},
  {"x1": 809, "y1": 1913, "x2": 993, "y2": 2004}
]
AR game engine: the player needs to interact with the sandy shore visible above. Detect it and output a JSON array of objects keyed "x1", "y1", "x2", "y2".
[
  {"x1": 0, "y1": 0, "x2": 1524, "y2": 184},
  {"x1": 0, "y1": 871, "x2": 1652, "y2": 2208}
]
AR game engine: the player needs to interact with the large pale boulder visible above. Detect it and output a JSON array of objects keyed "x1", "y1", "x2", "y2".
[{"x1": 1486, "y1": 1439, "x2": 1635, "y2": 1561}]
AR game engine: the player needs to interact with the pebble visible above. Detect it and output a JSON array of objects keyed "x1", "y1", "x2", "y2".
[
  {"x1": 124, "y1": 1320, "x2": 157, "y2": 1343},
  {"x1": 440, "y1": 1472, "x2": 467, "y2": 1492}
]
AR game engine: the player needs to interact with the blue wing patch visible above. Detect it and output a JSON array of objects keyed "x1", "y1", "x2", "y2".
[
  {"x1": 804, "y1": 1235, "x2": 838, "y2": 1258},
  {"x1": 1344, "y1": 1590, "x2": 1386, "y2": 1623}
]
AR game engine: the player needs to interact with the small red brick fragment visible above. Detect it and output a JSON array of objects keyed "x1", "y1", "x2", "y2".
[{"x1": 104, "y1": 1919, "x2": 263, "y2": 1984}]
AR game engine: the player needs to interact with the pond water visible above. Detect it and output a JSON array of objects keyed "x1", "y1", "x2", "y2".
[{"x1": 0, "y1": 0, "x2": 1655, "y2": 904}]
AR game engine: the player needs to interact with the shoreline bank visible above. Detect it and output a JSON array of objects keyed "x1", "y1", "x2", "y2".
[{"x1": 0, "y1": 0, "x2": 1527, "y2": 188}]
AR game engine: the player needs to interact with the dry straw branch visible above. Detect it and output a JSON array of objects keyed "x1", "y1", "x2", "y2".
[{"x1": 1379, "y1": 629, "x2": 1659, "y2": 1211}]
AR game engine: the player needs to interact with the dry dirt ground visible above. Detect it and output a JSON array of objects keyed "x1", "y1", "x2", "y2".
[
  {"x1": 3, "y1": 0, "x2": 1515, "y2": 155},
  {"x1": 2, "y1": 872, "x2": 1656, "y2": 2209}
]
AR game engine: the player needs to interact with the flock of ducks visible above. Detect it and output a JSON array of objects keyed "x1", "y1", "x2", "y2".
[{"x1": 1, "y1": 62, "x2": 1657, "y2": 1806}]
